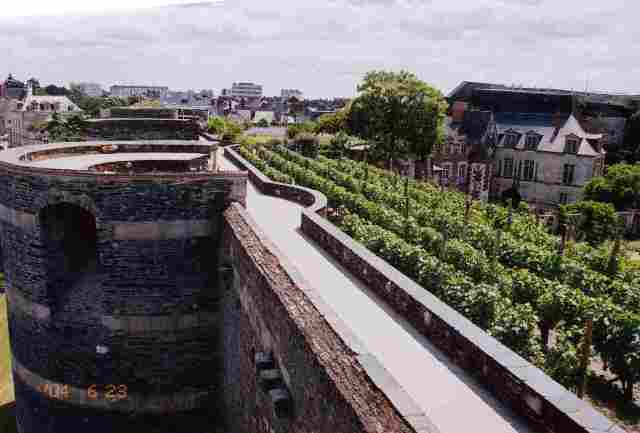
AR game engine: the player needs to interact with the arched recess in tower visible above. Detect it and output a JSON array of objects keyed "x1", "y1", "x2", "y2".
[{"x1": 40, "y1": 203, "x2": 98, "y2": 310}]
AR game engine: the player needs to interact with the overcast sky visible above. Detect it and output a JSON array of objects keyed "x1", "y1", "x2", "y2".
[{"x1": 1, "y1": 0, "x2": 639, "y2": 98}]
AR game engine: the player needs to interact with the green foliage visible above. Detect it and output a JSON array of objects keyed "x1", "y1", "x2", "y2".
[
  {"x1": 584, "y1": 164, "x2": 640, "y2": 210},
  {"x1": 73, "y1": 95, "x2": 127, "y2": 117},
  {"x1": 489, "y1": 302, "x2": 543, "y2": 362},
  {"x1": 347, "y1": 70, "x2": 448, "y2": 165},
  {"x1": 44, "y1": 84, "x2": 69, "y2": 96},
  {"x1": 295, "y1": 133, "x2": 320, "y2": 158},
  {"x1": 315, "y1": 109, "x2": 348, "y2": 134},
  {"x1": 256, "y1": 118, "x2": 270, "y2": 128},
  {"x1": 324, "y1": 132, "x2": 352, "y2": 159},
  {"x1": 43, "y1": 113, "x2": 87, "y2": 142},
  {"x1": 560, "y1": 200, "x2": 622, "y2": 246},
  {"x1": 593, "y1": 304, "x2": 640, "y2": 401},
  {"x1": 207, "y1": 117, "x2": 226, "y2": 134},
  {"x1": 286, "y1": 121, "x2": 316, "y2": 139},
  {"x1": 241, "y1": 143, "x2": 640, "y2": 400},
  {"x1": 544, "y1": 326, "x2": 582, "y2": 390},
  {"x1": 220, "y1": 120, "x2": 244, "y2": 144}
]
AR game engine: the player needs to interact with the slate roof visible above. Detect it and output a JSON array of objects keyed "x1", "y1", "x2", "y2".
[
  {"x1": 20, "y1": 95, "x2": 80, "y2": 112},
  {"x1": 460, "y1": 110, "x2": 493, "y2": 141},
  {"x1": 495, "y1": 112, "x2": 603, "y2": 157}
]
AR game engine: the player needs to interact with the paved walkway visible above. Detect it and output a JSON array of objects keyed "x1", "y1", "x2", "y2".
[{"x1": 219, "y1": 152, "x2": 534, "y2": 433}]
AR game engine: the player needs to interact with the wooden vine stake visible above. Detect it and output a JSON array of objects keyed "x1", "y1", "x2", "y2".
[
  {"x1": 577, "y1": 318, "x2": 593, "y2": 399},
  {"x1": 607, "y1": 236, "x2": 622, "y2": 276},
  {"x1": 404, "y1": 177, "x2": 410, "y2": 239},
  {"x1": 558, "y1": 224, "x2": 568, "y2": 256}
]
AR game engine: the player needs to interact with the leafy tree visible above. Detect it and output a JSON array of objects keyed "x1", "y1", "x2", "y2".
[
  {"x1": 207, "y1": 117, "x2": 226, "y2": 134},
  {"x1": 286, "y1": 121, "x2": 316, "y2": 139},
  {"x1": 256, "y1": 118, "x2": 270, "y2": 128},
  {"x1": 44, "y1": 84, "x2": 69, "y2": 96},
  {"x1": 294, "y1": 133, "x2": 320, "y2": 158},
  {"x1": 346, "y1": 70, "x2": 448, "y2": 170},
  {"x1": 560, "y1": 200, "x2": 622, "y2": 246},
  {"x1": 324, "y1": 132, "x2": 353, "y2": 159},
  {"x1": 584, "y1": 164, "x2": 640, "y2": 210},
  {"x1": 315, "y1": 109, "x2": 348, "y2": 134},
  {"x1": 543, "y1": 326, "x2": 582, "y2": 390},
  {"x1": 489, "y1": 301, "x2": 543, "y2": 362},
  {"x1": 220, "y1": 120, "x2": 244, "y2": 145},
  {"x1": 592, "y1": 304, "x2": 640, "y2": 402},
  {"x1": 67, "y1": 93, "x2": 127, "y2": 118},
  {"x1": 43, "y1": 113, "x2": 87, "y2": 142}
]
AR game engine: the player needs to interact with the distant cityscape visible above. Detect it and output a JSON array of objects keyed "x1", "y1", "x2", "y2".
[{"x1": 2, "y1": 73, "x2": 640, "y2": 211}]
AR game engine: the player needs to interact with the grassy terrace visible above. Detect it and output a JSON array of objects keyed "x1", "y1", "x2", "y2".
[
  {"x1": 0, "y1": 295, "x2": 11, "y2": 404},
  {"x1": 0, "y1": 284, "x2": 16, "y2": 433}
]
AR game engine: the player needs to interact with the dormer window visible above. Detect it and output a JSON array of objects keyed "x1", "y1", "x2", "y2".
[
  {"x1": 525, "y1": 133, "x2": 540, "y2": 150},
  {"x1": 565, "y1": 136, "x2": 580, "y2": 154},
  {"x1": 503, "y1": 132, "x2": 519, "y2": 148}
]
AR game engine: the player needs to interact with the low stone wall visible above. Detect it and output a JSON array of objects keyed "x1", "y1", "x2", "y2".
[
  {"x1": 222, "y1": 204, "x2": 426, "y2": 433},
  {"x1": 85, "y1": 119, "x2": 199, "y2": 141},
  {"x1": 223, "y1": 146, "x2": 326, "y2": 215},
  {"x1": 22, "y1": 141, "x2": 211, "y2": 162},
  {"x1": 226, "y1": 144, "x2": 625, "y2": 433},
  {"x1": 222, "y1": 146, "x2": 438, "y2": 433},
  {"x1": 300, "y1": 212, "x2": 624, "y2": 433}
]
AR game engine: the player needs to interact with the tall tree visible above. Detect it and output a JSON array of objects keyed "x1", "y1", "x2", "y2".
[
  {"x1": 584, "y1": 163, "x2": 640, "y2": 210},
  {"x1": 560, "y1": 200, "x2": 622, "y2": 246},
  {"x1": 346, "y1": 70, "x2": 447, "y2": 170}
]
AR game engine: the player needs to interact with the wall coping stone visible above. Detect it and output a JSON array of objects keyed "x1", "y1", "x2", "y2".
[
  {"x1": 0, "y1": 140, "x2": 248, "y2": 181},
  {"x1": 224, "y1": 145, "x2": 327, "y2": 214}
]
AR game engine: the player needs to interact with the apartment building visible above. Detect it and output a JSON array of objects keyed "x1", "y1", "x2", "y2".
[
  {"x1": 110, "y1": 85, "x2": 169, "y2": 99},
  {"x1": 230, "y1": 82, "x2": 263, "y2": 99}
]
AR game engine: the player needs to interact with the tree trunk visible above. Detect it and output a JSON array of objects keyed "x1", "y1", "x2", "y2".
[
  {"x1": 624, "y1": 379, "x2": 634, "y2": 402},
  {"x1": 539, "y1": 324, "x2": 551, "y2": 353}
]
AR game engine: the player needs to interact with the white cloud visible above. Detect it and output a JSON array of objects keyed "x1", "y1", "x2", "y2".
[
  {"x1": 0, "y1": 0, "x2": 223, "y2": 18},
  {"x1": 0, "y1": 0, "x2": 638, "y2": 98}
]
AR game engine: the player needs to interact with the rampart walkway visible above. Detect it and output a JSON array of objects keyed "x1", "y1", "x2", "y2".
[{"x1": 218, "y1": 151, "x2": 534, "y2": 433}]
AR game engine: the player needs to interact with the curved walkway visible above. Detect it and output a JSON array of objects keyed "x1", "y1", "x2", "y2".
[{"x1": 219, "y1": 152, "x2": 534, "y2": 433}]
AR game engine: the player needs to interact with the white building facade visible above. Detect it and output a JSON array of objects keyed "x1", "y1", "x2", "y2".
[
  {"x1": 230, "y1": 82, "x2": 262, "y2": 99},
  {"x1": 492, "y1": 114, "x2": 605, "y2": 208},
  {"x1": 281, "y1": 89, "x2": 303, "y2": 100},
  {"x1": 110, "y1": 85, "x2": 169, "y2": 99}
]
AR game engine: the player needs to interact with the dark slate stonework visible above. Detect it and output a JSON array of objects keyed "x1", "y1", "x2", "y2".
[
  {"x1": 85, "y1": 119, "x2": 200, "y2": 141},
  {"x1": 0, "y1": 147, "x2": 246, "y2": 433},
  {"x1": 13, "y1": 376, "x2": 225, "y2": 433}
]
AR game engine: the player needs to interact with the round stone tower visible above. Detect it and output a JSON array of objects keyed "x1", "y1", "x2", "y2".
[{"x1": 0, "y1": 141, "x2": 246, "y2": 433}]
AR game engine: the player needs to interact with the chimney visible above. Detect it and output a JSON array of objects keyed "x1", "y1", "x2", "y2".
[
  {"x1": 552, "y1": 111, "x2": 564, "y2": 129},
  {"x1": 451, "y1": 101, "x2": 468, "y2": 123}
]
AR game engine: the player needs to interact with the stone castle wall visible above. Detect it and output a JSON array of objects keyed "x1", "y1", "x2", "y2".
[
  {"x1": 0, "y1": 157, "x2": 247, "y2": 433},
  {"x1": 85, "y1": 119, "x2": 199, "y2": 141}
]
